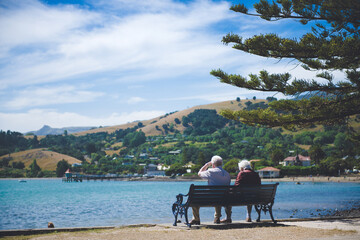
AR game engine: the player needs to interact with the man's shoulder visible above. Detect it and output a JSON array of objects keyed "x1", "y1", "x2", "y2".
[{"x1": 208, "y1": 167, "x2": 223, "y2": 172}]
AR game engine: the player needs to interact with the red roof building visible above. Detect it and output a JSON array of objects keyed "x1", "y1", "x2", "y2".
[{"x1": 280, "y1": 154, "x2": 311, "y2": 166}]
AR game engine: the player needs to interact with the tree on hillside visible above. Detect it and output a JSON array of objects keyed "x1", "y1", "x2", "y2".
[
  {"x1": 211, "y1": 1, "x2": 360, "y2": 134},
  {"x1": 86, "y1": 142, "x2": 97, "y2": 154},
  {"x1": 12, "y1": 161, "x2": 25, "y2": 169},
  {"x1": 56, "y1": 159, "x2": 70, "y2": 177},
  {"x1": 309, "y1": 145, "x2": 326, "y2": 165},
  {"x1": 197, "y1": 151, "x2": 207, "y2": 166},
  {"x1": 123, "y1": 131, "x2": 146, "y2": 148},
  {"x1": 271, "y1": 148, "x2": 284, "y2": 165},
  {"x1": 30, "y1": 135, "x2": 39, "y2": 149},
  {"x1": 28, "y1": 159, "x2": 41, "y2": 177},
  {"x1": 183, "y1": 109, "x2": 229, "y2": 136},
  {"x1": 334, "y1": 132, "x2": 354, "y2": 155},
  {"x1": 223, "y1": 159, "x2": 239, "y2": 174}
]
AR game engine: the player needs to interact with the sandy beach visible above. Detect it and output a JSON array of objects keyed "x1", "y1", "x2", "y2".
[{"x1": 2, "y1": 218, "x2": 360, "y2": 240}]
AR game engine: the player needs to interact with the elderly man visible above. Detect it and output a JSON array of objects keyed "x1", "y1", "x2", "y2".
[
  {"x1": 189, "y1": 155, "x2": 231, "y2": 225},
  {"x1": 220, "y1": 160, "x2": 261, "y2": 223}
]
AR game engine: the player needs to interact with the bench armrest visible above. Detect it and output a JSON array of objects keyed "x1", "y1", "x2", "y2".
[{"x1": 175, "y1": 193, "x2": 188, "y2": 204}]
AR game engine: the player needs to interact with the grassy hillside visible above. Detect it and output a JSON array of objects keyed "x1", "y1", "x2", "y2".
[
  {"x1": 73, "y1": 99, "x2": 265, "y2": 136},
  {"x1": 2, "y1": 99, "x2": 358, "y2": 178},
  {"x1": 30, "y1": 98, "x2": 360, "y2": 138},
  {"x1": 72, "y1": 118, "x2": 161, "y2": 136},
  {"x1": 0, "y1": 148, "x2": 82, "y2": 171}
]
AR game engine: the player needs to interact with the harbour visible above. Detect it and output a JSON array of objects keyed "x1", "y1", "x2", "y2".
[{"x1": 1, "y1": 179, "x2": 360, "y2": 230}]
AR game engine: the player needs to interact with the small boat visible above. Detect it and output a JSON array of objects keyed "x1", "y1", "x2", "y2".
[{"x1": 19, "y1": 179, "x2": 27, "y2": 183}]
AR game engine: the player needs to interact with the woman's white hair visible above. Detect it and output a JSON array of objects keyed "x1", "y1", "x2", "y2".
[
  {"x1": 211, "y1": 155, "x2": 223, "y2": 167},
  {"x1": 238, "y1": 160, "x2": 251, "y2": 170}
]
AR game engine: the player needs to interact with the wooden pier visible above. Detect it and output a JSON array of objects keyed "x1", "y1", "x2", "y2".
[{"x1": 62, "y1": 174, "x2": 132, "y2": 182}]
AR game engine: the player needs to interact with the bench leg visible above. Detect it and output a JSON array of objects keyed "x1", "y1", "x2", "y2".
[
  {"x1": 255, "y1": 203, "x2": 277, "y2": 224},
  {"x1": 269, "y1": 204, "x2": 277, "y2": 224},
  {"x1": 172, "y1": 203, "x2": 180, "y2": 226},
  {"x1": 184, "y1": 207, "x2": 191, "y2": 227},
  {"x1": 172, "y1": 204, "x2": 178, "y2": 226},
  {"x1": 254, "y1": 204, "x2": 261, "y2": 222}
]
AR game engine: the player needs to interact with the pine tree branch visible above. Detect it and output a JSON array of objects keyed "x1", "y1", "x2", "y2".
[{"x1": 211, "y1": 69, "x2": 358, "y2": 96}]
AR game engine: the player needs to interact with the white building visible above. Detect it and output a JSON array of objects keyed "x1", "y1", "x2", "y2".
[
  {"x1": 169, "y1": 150, "x2": 181, "y2": 155},
  {"x1": 146, "y1": 164, "x2": 165, "y2": 176},
  {"x1": 157, "y1": 164, "x2": 170, "y2": 171},
  {"x1": 257, "y1": 167, "x2": 280, "y2": 178},
  {"x1": 279, "y1": 155, "x2": 311, "y2": 166},
  {"x1": 183, "y1": 162, "x2": 195, "y2": 173}
]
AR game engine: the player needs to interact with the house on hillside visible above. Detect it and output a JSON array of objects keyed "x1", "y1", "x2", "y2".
[
  {"x1": 146, "y1": 163, "x2": 165, "y2": 176},
  {"x1": 169, "y1": 150, "x2": 181, "y2": 155},
  {"x1": 279, "y1": 154, "x2": 311, "y2": 166},
  {"x1": 257, "y1": 167, "x2": 280, "y2": 178},
  {"x1": 139, "y1": 153, "x2": 148, "y2": 159},
  {"x1": 183, "y1": 162, "x2": 195, "y2": 173},
  {"x1": 157, "y1": 164, "x2": 170, "y2": 171}
]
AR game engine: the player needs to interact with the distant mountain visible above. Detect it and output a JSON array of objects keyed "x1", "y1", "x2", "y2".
[{"x1": 27, "y1": 125, "x2": 97, "y2": 136}]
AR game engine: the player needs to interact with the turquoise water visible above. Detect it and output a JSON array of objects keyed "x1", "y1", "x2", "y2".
[{"x1": 0, "y1": 179, "x2": 359, "y2": 230}]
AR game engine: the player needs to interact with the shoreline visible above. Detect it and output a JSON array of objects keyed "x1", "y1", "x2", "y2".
[
  {"x1": 262, "y1": 176, "x2": 360, "y2": 183},
  {"x1": 2, "y1": 175, "x2": 360, "y2": 183}
]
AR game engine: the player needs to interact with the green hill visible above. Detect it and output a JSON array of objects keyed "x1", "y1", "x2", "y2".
[
  {"x1": 1, "y1": 98, "x2": 359, "y2": 178},
  {"x1": 73, "y1": 99, "x2": 262, "y2": 136}
]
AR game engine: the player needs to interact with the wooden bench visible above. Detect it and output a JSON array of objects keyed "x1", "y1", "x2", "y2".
[{"x1": 172, "y1": 183, "x2": 279, "y2": 227}]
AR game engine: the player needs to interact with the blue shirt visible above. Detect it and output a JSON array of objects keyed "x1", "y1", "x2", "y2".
[{"x1": 199, "y1": 167, "x2": 231, "y2": 186}]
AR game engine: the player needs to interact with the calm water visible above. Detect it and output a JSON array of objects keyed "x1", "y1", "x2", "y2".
[{"x1": 0, "y1": 179, "x2": 359, "y2": 230}]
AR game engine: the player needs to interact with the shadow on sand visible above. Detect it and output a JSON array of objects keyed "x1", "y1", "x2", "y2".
[{"x1": 185, "y1": 222, "x2": 289, "y2": 230}]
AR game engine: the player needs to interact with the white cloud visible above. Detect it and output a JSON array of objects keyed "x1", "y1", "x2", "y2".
[
  {"x1": 0, "y1": 0, "x2": 330, "y2": 133},
  {"x1": 0, "y1": 0, "x2": 100, "y2": 50},
  {"x1": 127, "y1": 97, "x2": 145, "y2": 104},
  {"x1": 0, "y1": 109, "x2": 165, "y2": 133},
  {"x1": 92, "y1": 0, "x2": 185, "y2": 13},
  {"x1": 160, "y1": 89, "x2": 285, "y2": 103},
  {"x1": 0, "y1": 0, "x2": 237, "y2": 88},
  {"x1": 4, "y1": 85, "x2": 104, "y2": 109}
]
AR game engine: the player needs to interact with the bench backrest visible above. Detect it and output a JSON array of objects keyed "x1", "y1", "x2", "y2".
[{"x1": 187, "y1": 183, "x2": 279, "y2": 207}]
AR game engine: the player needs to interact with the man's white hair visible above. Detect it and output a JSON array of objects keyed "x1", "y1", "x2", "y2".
[
  {"x1": 211, "y1": 155, "x2": 223, "y2": 167},
  {"x1": 238, "y1": 160, "x2": 251, "y2": 170}
]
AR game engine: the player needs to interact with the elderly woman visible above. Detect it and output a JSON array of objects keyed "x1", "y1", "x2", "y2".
[{"x1": 220, "y1": 160, "x2": 261, "y2": 223}]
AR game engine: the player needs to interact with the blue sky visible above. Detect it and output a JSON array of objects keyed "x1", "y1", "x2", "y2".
[{"x1": 0, "y1": 0, "x2": 333, "y2": 133}]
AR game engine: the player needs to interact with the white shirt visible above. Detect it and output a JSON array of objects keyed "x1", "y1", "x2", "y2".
[{"x1": 199, "y1": 167, "x2": 231, "y2": 186}]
